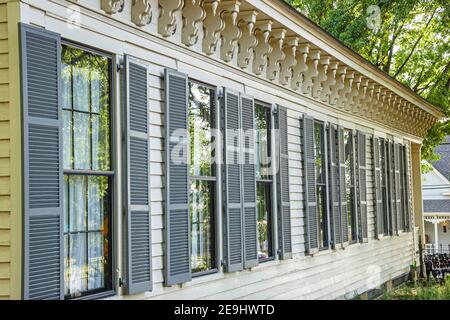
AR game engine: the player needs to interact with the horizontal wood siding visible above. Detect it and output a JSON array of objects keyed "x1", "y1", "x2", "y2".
[{"x1": 20, "y1": 0, "x2": 419, "y2": 300}]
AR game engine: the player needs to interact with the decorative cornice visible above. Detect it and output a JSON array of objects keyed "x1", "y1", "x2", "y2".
[
  {"x1": 237, "y1": 11, "x2": 258, "y2": 69},
  {"x1": 101, "y1": 0, "x2": 124, "y2": 14},
  {"x1": 266, "y1": 28, "x2": 286, "y2": 81},
  {"x1": 158, "y1": 0, "x2": 184, "y2": 37},
  {"x1": 182, "y1": 0, "x2": 206, "y2": 46},
  {"x1": 252, "y1": 20, "x2": 273, "y2": 75}
]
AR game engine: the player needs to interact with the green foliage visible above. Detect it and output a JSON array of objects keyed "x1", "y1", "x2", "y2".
[
  {"x1": 285, "y1": 0, "x2": 450, "y2": 162},
  {"x1": 382, "y1": 276, "x2": 450, "y2": 300}
]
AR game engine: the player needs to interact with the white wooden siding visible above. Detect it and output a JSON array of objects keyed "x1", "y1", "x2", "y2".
[{"x1": 23, "y1": 0, "x2": 418, "y2": 300}]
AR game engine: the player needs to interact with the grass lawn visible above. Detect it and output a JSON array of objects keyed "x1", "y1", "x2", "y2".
[{"x1": 382, "y1": 276, "x2": 450, "y2": 300}]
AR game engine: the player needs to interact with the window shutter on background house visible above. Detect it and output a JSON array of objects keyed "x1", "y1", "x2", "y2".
[
  {"x1": 394, "y1": 144, "x2": 403, "y2": 232},
  {"x1": 21, "y1": 24, "x2": 64, "y2": 300},
  {"x1": 373, "y1": 137, "x2": 383, "y2": 238},
  {"x1": 223, "y1": 88, "x2": 244, "y2": 272},
  {"x1": 164, "y1": 68, "x2": 191, "y2": 285},
  {"x1": 277, "y1": 106, "x2": 292, "y2": 259},
  {"x1": 403, "y1": 146, "x2": 412, "y2": 232},
  {"x1": 338, "y1": 127, "x2": 349, "y2": 245},
  {"x1": 123, "y1": 56, "x2": 152, "y2": 294},
  {"x1": 241, "y1": 95, "x2": 258, "y2": 268},
  {"x1": 329, "y1": 124, "x2": 341, "y2": 248},
  {"x1": 303, "y1": 115, "x2": 319, "y2": 254},
  {"x1": 357, "y1": 132, "x2": 368, "y2": 242}
]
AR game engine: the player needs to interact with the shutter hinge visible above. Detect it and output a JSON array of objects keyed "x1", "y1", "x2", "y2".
[
  {"x1": 221, "y1": 259, "x2": 226, "y2": 267},
  {"x1": 117, "y1": 63, "x2": 124, "y2": 73},
  {"x1": 218, "y1": 88, "x2": 224, "y2": 99},
  {"x1": 119, "y1": 277, "x2": 125, "y2": 288}
]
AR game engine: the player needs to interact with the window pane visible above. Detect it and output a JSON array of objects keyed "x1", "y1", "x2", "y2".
[
  {"x1": 67, "y1": 233, "x2": 87, "y2": 297},
  {"x1": 344, "y1": 129, "x2": 357, "y2": 241},
  {"x1": 189, "y1": 82, "x2": 214, "y2": 177},
  {"x1": 61, "y1": 55, "x2": 72, "y2": 110},
  {"x1": 63, "y1": 110, "x2": 73, "y2": 169},
  {"x1": 255, "y1": 104, "x2": 271, "y2": 180},
  {"x1": 87, "y1": 232, "x2": 104, "y2": 291},
  {"x1": 69, "y1": 175, "x2": 86, "y2": 233},
  {"x1": 314, "y1": 122, "x2": 324, "y2": 183},
  {"x1": 73, "y1": 112, "x2": 91, "y2": 170},
  {"x1": 88, "y1": 176, "x2": 108, "y2": 231},
  {"x1": 257, "y1": 182, "x2": 272, "y2": 260},
  {"x1": 92, "y1": 114, "x2": 110, "y2": 171},
  {"x1": 317, "y1": 185, "x2": 328, "y2": 248},
  {"x1": 190, "y1": 180, "x2": 215, "y2": 273}
]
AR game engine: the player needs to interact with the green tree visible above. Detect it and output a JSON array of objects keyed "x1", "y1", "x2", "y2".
[{"x1": 286, "y1": 0, "x2": 450, "y2": 166}]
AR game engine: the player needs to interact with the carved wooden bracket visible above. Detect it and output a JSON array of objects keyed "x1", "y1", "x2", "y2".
[
  {"x1": 347, "y1": 74, "x2": 362, "y2": 111},
  {"x1": 132, "y1": 0, "x2": 152, "y2": 27},
  {"x1": 101, "y1": 0, "x2": 124, "y2": 14},
  {"x1": 237, "y1": 10, "x2": 258, "y2": 69},
  {"x1": 353, "y1": 79, "x2": 369, "y2": 114},
  {"x1": 291, "y1": 43, "x2": 309, "y2": 91},
  {"x1": 202, "y1": 1, "x2": 225, "y2": 55},
  {"x1": 252, "y1": 20, "x2": 273, "y2": 75},
  {"x1": 182, "y1": 0, "x2": 206, "y2": 46},
  {"x1": 337, "y1": 71, "x2": 355, "y2": 109},
  {"x1": 330, "y1": 66, "x2": 347, "y2": 105},
  {"x1": 266, "y1": 29, "x2": 286, "y2": 81},
  {"x1": 158, "y1": 0, "x2": 184, "y2": 37},
  {"x1": 301, "y1": 49, "x2": 320, "y2": 95},
  {"x1": 220, "y1": 1, "x2": 242, "y2": 62},
  {"x1": 312, "y1": 56, "x2": 330, "y2": 99},
  {"x1": 279, "y1": 36, "x2": 299, "y2": 86},
  {"x1": 319, "y1": 61, "x2": 338, "y2": 103}
]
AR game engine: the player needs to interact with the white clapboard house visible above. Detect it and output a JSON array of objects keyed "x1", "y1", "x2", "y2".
[{"x1": 0, "y1": 0, "x2": 444, "y2": 300}]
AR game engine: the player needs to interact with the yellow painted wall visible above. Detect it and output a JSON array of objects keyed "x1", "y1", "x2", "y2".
[{"x1": 0, "y1": 0, "x2": 21, "y2": 300}]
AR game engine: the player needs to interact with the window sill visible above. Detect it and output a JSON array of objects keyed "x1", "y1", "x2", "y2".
[
  {"x1": 73, "y1": 290, "x2": 116, "y2": 301},
  {"x1": 192, "y1": 268, "x2": 218, "y2": 279}
]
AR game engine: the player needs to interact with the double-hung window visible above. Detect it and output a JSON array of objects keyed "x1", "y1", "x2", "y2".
[
  {"x1": 314, "y1": 121, "x2": 328, "y2": 249},
  {"x1": 255, "y1": 103, "x2": 273, "y2": 261},
  {"x1": 188, "y1": 81, "x2": 217, "y2": 274},
  {"x1": 344, "y1": 129, "x2": 357, "y2": 243},
  {"x1": 379, "y1": 139, "x2": 389, "y2": 235},
  {"x1": 61, "y1": 45, "x2": 114, "y2": 299}
]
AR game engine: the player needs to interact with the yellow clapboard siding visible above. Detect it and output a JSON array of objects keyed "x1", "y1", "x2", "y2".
[
  {"x1": 0, "y1": 246, "x2": 9, "y2": 262},
  {"x1": 0, "y1": 229, "x2": 10, "y2": 245},
  {"x1": 0, "y1": 177, "x2": 10, "y2": 195},
  {"x1": 0, "y1": 121, "x2": 9, "y2": 139},
  {"x1": 0, "y1": 23, "x2": 6, "y2": 40},
  {"x1": 0, "y1": 53, "x2": 7, "y2": 68},
  {"x1": 0, "y1": 261, "x2": 9, "y2": 279},
  {"x1": 0, "y1": 6, "x2": 6, "y2": 23},
  {"x1": 0, "y1": 279, "x2": 10, "y2": 296},
  {"x1": 0, "y1": 158, "x2": 10, "y2": 176},
  {"x1": 0, "y1": 102, "x2": 9, "y2": 121},
  {"x1": 0, "y1": 84, "x2": 8, "y2": 102},
  {"x1": 0, "y1": 39, "x2": 7, "y2": 54},
  {"x1": 0, "y1": 195, "x2": 10, "y2": 212},
  {"x1": 0, "y1": 212, "x2": 9, "y2": 229},
  {"x1": 0, "y1": 68, "x2": 8, "y2": 84},
  {"x1": 0, "y1": 140, "x2": 9, "y2": 158}
]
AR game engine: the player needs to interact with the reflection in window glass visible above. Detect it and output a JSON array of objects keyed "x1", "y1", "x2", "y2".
[
  {"x1": 314, "y1": 122, "x2": 328, "y2": 249},
  {"x1": 344, "y1": 129, "x2": 357, "y2": 242},
  {"x1": 62, "y1": 45, "x2": 113, "y2": 299},
  {"x1": 190, "y1": 180, "x2": 215, "y2": 273},
  {"x1": 257, "y1": 182, "x2": 272, "y2": 260},
  {"x1": 255, "y1": 105, "x2": 271, "y2": 180},
  {"x1": 188, "y1": 81, "x2": 216, "y2": 274},
  {"x1": 189, "y1": 82, "x2": 214, "y2": 177},
  {"x1": 255, "y1": 103, "x2": 274, "y2": 261}
]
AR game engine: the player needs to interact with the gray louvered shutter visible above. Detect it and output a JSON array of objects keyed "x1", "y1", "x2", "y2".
[
  {"x1": 123, "y1": 56, "x2": 152, "y2": 294},
  {"x1": 387, "y1": 141, "x2": 397, "y2": 235},
  {"x1": 329, "y1": 124, "x2": 341, "y2": 248},
  {"x1": 394, "y1": 143, "x2": 403, "y2": 232},
  {"x1": 357, "y1": 131, "x2": 368, "y2": 242},
  {"x1": 21, "y1": 24, "x2": 63, "y2": 300},
  {"x1": 373, "y1": 137, "x2": 383, "y2": 238},
  {"x1": 241, "y1": 95, "x2": 258, "y2": 268},
  {"x1": 277, "y1": 106, "x2": 292, "y2": 259},
  {"x1": 164, "y1": 69, "x2": 191, "y2": 285},
  {"x1": 303, "y1": 115, "x2": 318, "y2": 254},
  {"x1": 223, "y1": 89, "x2": 244, "y2": 272},
  {"x1": 403, "y1": 145, "x2": 412, "y2": 232},
  {"x1": 338, "y1": 127, "x2": 349, "y2": 244}
]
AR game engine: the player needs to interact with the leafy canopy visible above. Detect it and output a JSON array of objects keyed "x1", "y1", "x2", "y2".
[{"x1": 285, "y1": 0, "x2": 450, "y2": 165}]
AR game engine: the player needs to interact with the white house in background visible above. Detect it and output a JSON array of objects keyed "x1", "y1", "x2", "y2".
[{"x1": 423, "y1": 136, "x2": 450, "y2": 253}]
